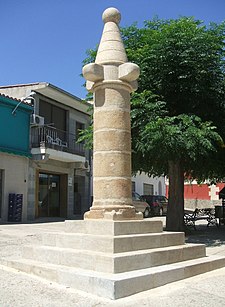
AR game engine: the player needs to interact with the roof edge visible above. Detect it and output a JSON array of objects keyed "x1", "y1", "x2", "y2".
[
  {"x1": 0, "y1": 93, "x2": 33, "y2": 108},
  {"x1": 0, "y1": 82, "x2": 47, "y2": 89},
  {"x1": 46, "y1": 83, "x2": 83, "y2": 102},
  {"x1": 0, "y1": 82, "x2": 86, "y2": 104}
]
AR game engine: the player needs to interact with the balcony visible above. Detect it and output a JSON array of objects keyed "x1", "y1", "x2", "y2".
[{"x1": 31, "y1": 126, "x2": 86, "y2": 162}]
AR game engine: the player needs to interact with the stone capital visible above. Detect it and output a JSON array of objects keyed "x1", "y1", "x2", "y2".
[
  {"x1": 83, "y1": 7, "x2": 140, "y2": 94},
  {"x1": 82, "y1": 63, "x2": 104, "y2": 82}
]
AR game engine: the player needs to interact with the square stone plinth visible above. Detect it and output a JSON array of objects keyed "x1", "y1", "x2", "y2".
[{"x1": 1, "y1": 219, "x2": 225, "y2": 300}]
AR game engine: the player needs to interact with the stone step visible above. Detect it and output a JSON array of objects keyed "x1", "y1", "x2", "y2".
[
  {"x1": 41, "y1": 231, "x2": 185, "y2": 253},
  {"x1": 64, "y1": 219, "x2": 163, "y2": 235},
  {"x1": 2, "y1": 255, "x2": 225, "y2": 299},
  {"x1": 21, "y1": 243, "x2": 206, "y2": 273}
]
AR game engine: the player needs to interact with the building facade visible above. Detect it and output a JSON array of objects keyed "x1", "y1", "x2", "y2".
[
  {"x1": 0, "y1": 93, "x2": 33, "y2": 222},
  {"x1": 0, "y1": 82, "x2": 166, "y2": 222},
  {"x1": 0, "y1": 83, "x2": 91, "y2": 221}
]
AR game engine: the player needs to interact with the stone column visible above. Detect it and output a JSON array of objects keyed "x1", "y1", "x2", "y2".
[{"x1": 82, "y1": 7, "x2": 141, "y2": 220}]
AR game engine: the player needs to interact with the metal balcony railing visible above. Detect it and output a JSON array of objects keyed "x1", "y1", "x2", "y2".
[{"x1": 31, "y1": 126, "x2": 85, "y2": 156}]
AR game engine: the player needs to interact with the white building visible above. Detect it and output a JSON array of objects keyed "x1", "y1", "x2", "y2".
[{"x1": 132, "y1": 172, "x2": 165, "y2": 196}]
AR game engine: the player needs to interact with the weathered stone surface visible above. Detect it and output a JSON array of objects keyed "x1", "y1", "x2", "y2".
[
  {"x1": 2, "y1": 219, "x2": 225, "y2": 300},
  {"x1": 119, "y1": 62, "x2": 140, "y2": 81},
  {"x1": 95, "y1": 8, "x2": 127, "y2": 65},
  {"x1": 82, "y1": 63, "x2": 104, "y2": 82},
  {"x1": 94, "y1": 130, "x2": 131, "y2": 152},
  {"x1": 93, "y1": 177, "x2": 132, "y2": 199},
  {"x1": 94, "y1": 88, "x2": 131, "y2": 109},
  {"x1": 84, "y1": 207, "x2": 142, "y2": 220},
  {"x1": 82, "y1": 5, "x2": 140, "y2": 221},
  {"x1": 94, "y1": 110, "x2": 131, "y2": 130},
  {"x1": 102, "y1": 7, "x2": 121, "y2": 24},
  {"x1": 93, "y1": 152, "x2": 131, "y2": 177}
]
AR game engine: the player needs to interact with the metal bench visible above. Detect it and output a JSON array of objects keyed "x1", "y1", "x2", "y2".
[{"x1": 184, "y1": 208, "x2": 218, "y2": 230}]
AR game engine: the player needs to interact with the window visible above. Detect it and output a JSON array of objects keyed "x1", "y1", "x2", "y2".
[
  {"x1": 143, "y1": 183, "x2": 154, "y2": 195},
  {"x1": 39, "y1": 100, "x2": 67, "y2": 131},
  {"x1": 76, "y1": 121, "x2": 85, "y2": 142}
]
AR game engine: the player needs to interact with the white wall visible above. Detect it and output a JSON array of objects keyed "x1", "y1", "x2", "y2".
[
  {"x1": 0, "y1": 153, "x2": 29, "y2": 222},
  {"x1": 132, "y1": 172, "x2": 166, "y2": 196}
]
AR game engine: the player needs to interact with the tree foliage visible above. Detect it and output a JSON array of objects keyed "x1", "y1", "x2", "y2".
[
  {"x1": 123, "y1": 18, "x2": 225, "y2": 120},
  {"x1": 131, "y1": 91, "x2": 223, "y2": 178},
  {"x1": 123, "y1": 18, "x2": 225, "y2": 230}
]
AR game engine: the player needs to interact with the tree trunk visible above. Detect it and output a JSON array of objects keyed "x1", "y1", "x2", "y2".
[{"x1": 166, "y1": 159, "x2": 184, "y2": 231}]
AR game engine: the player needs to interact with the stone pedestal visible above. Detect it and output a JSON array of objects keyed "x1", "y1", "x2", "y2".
[{"x1": 2, "y1": 219, "x2": 225, "y2": 299}]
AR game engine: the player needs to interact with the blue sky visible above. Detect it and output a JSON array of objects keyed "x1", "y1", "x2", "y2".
[{"x1": 1, "y1": 0, "x2": 224, "y2": 99}]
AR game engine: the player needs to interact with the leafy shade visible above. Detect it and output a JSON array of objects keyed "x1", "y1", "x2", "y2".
[
  {"x1": 131, "y1": 91, "x2": 223, "y2": 178},
  {"x1": 122, "y1": 18, "x2": 225, "y2": 125},
  {"x1": 77, "y1": 123, "x2": 93, "y2": 150}
]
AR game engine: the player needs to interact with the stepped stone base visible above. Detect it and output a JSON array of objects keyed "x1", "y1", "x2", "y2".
[{"x1": 1, "y1": 219, "x2": 225, "y2": 299}]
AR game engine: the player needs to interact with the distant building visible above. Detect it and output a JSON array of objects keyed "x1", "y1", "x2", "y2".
[{"x1": 132, "y1": 172, "x2": 165, "y2": 196}]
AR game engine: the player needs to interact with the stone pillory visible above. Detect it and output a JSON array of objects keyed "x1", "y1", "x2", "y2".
[{"x1": 82, "y1": 7, "x2": 141, "y2": 220}]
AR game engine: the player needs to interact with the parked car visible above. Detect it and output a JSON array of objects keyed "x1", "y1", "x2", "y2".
[
  {"x1": 141, "y1": 195, "x2": 168, "y2": 216},
  {"x1": 132, "y1": 192, "x2": 151, "y2": 218}
]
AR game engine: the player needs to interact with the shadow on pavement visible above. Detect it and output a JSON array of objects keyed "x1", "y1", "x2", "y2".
[{"x1": 185, "y1": 224, "x2": 225, "y2": 247}]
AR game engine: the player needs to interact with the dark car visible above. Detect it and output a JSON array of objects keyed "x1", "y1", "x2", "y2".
[{"x1": 141, "y1": 195, "x2": 168, "y2": 216}]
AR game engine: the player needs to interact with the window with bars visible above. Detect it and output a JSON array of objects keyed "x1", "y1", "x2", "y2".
[{"x1": 143, "y1": 183, "x2": 154, "y2": 195}]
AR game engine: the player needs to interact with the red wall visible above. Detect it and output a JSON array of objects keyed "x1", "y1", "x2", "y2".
[
  {"x1": 166, "y1": 182, "x2": 225, "y2": 200},
  {"x1": 184, "y1": 184, "x2": 210, "y2": 200}
]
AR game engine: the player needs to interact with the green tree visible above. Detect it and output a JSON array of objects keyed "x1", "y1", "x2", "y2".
[
  {"x1": 131, "y1": 91, "x2": 223, "y2": 230},
  {"x1": 81, "y1": 17, "x2": 225, "y2": 231},
  {"x1": 125, "y1": 18, "x2": 225, "y2": 231}
]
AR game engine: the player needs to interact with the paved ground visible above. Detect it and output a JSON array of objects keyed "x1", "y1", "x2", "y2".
[{"x1": 1, "y1": 218, "x2": 225, "y2": 306}]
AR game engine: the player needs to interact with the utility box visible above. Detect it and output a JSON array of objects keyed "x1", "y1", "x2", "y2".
[{"x1": 8, "y1": 193, "x2": 23, "y2": 222}]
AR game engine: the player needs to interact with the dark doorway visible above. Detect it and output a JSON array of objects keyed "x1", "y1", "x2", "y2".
[
  {"x1": 74, "y1": 176, "x2": 85, "y2": 215},
  {"x1": 38, "y1": 173, "x2": 60, "y2": 217}
]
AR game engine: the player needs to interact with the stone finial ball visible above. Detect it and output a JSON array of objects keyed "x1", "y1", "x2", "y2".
[{"x1": 102, "y1": 7, "x2": 121, "y2": 24}]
